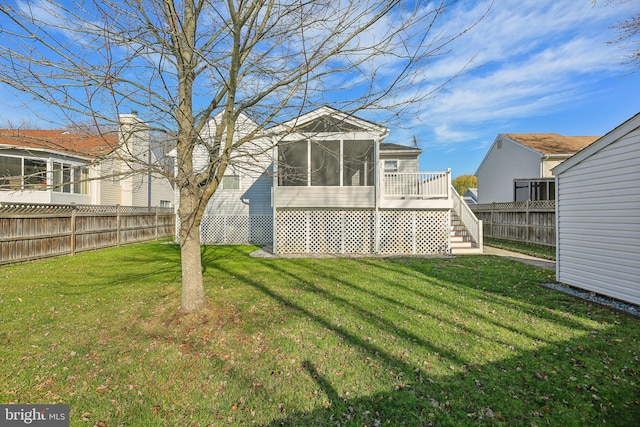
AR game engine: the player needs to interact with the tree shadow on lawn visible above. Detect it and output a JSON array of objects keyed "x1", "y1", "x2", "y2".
[{"x1": 209, "y1": 255, "x2": 640, "y2": 426}]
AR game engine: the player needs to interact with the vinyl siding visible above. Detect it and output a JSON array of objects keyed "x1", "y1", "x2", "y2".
[
  {"x1": 477, "y1": 137, "x2": 541, "y2": 203},
  {"x1": 274, "y1": 186, "x2": 374, "y2": 208},
  {"x1": 556, "y1": 127, "x2": 640, "y2": 306}
]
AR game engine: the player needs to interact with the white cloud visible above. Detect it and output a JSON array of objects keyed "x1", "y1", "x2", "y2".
[{"x1": 399, "y1": 0, "x2": 639, "y2": 145}]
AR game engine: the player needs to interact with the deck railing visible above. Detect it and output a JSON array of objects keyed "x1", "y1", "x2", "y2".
[{"x1": 382, "y1": 170, "x2": 450, "y2": 199}]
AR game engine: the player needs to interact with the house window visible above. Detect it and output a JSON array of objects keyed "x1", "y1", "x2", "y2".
[
  {"x1": 0, "y1": 156, "x2": 88, "y2": 194},
  {"x1": 53, "y1": 162, "x2": 88, "y2": 194},
  {"x1": 160, "y1": 200, "x2": 172, "y2": 208},
  {"x1": 0, "y1": 156, "x2": 23, "y2": 190},
  {"x1": 384, "y1": 160, "x2": 398, "y2": 173},
  {"x1": 514, "y1": 179, "x2": 555, "y2": 202},
  {"x1": 221, "y1": 175, "x2": 240, "y2": 190},
  {"x1": 24, "y1": 159, "x2": 48, "y2": 189},
  {"x1": 73, "y1": 166, "x2": 89, "y2": 194}
]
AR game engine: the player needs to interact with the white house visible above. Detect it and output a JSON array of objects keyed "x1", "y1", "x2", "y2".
[
  {"x1": 476, "y1": 134, "x2": 598, "y2": 204},
  {"x1": 181, "y1": 106, "x2": 483, "y2": 255},
  {"x1": 553, "y1": 113, "x2": 640, "y2": 306},
  {"x1": 0, "y1": 113, "x2": 174, "y2": 207}
]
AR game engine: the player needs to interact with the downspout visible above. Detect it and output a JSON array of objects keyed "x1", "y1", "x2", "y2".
[
  {"x1": 374, "y1": 138, "x2": 380, "y2": 254},
  {"x1": 272, "y1": 144, "x2": 277, "y2": 254},
  {"x1": 374, "y1": 129, "x2": 390, "y2": 254}
]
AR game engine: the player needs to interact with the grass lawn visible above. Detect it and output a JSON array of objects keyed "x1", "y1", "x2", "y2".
[{"x1": 1, "y1": 242, "x2": 638, "y2": 426}]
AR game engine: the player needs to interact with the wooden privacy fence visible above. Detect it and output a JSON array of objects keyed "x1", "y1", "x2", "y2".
[
  {"x1": 471, "y1": 201, "x2": 555, "y2": 247},
  {"x1": 0, "y1": 203, "x2": 175, "y2": 265}
]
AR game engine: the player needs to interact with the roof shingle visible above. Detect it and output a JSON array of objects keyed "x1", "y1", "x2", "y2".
[
  {"x1": 0, "y1": 129, "x2": 117, "y2": 159},
  {"x1": 503, "y1": 133, "x2": 599, "y2": 155}
]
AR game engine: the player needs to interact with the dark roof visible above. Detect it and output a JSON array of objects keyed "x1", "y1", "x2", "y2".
[
  {"x1": 380, "y1": 142, "x2": 422, "y2": 152},
  {"x1": 0, "y1": 129, "x2": 117, "y2": 158}
]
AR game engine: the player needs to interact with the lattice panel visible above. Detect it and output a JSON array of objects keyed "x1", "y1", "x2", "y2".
[
  {"x1": 226, "y1": 216, "x2": 250, "y2": 243},
  {"x1": 200, "y1": 216, "x2": 226, "y2": 243},
  {"x1": 344, "y1": 210, "x2": 375, "y2": 253},
  {"x1": 176, "y1": 215, "x2": 272, "y2": 245},
  {"x1": 276, "y1": 208, "x2": 450, "y2": 255},
  {"x1": 379, "y1": 211, "x2": 414, "y2": 254},
  {"x1": 249, "y1": 216, "x2": 273, "y2": 244},
  {"x1": 308, "y1": 210, "x2": 342, "y2": 253},
  {"x1": 379, "y1": 210, "x2": 449, "y2": 255},
  {"x1": 415, "y1": 210, "x2": 449, "y2": 254},
  {"x1": 275, "y1": 210, "x2": 307, "y2": 253}
]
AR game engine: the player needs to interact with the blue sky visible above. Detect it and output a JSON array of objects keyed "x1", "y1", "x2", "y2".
[
  {"x1": 383, "y1": 0, "x2": 640, "y2": 177},
  {"x1": 1, "y1": 0, "x2": 639, "y2": 178}
]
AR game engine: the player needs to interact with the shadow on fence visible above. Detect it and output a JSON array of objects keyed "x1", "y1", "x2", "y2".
[
  {"x1": 471, "y1": 201, "x2": 555, "y2": 247},
  {"x1": 0, "y1": 202, "x2": 175, "y2": 265}
]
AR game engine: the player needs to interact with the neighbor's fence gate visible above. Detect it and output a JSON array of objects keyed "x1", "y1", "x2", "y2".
[
  {"x1": 0, "y1": 203, "x2": 175, "y2": 265},
  {"x1": 471, "y1": 201, "x2": 555, "y2": 247}
]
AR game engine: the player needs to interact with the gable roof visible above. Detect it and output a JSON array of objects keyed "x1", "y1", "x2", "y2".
[
  {"x1": 553, "y1": 112, "x2": 640, "y2": 175},
  {"x1": 503, "y1": 133, "x2": 599, "y2": 156},
  {"x1": 0, "y1": 129, "x2": 117, "y2": 159},
  {"x1": 380, "y1": 142, "x2": 423, "y2": 157},
  {"x1": 274, "y1": 106, "x2": 389, "y2": 136}
]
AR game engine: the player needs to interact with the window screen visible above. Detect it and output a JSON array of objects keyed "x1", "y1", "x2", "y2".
[
  {"x1": 278, "y1": 140, "x2": 308, "y2": 186},
  {"x1": 311, "y1": 140, "x2": 340, "y2": 186},
  {"x1": 343, "y1": 140, "x2": 374, "y2": 186}
]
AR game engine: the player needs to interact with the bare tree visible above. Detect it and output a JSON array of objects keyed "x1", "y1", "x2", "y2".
[
  {"x1": 593, "y1": 0, "x2": 640, "y2": 71},
  {"x1": 612, "y1": 12, "x2": 640, "y2": 71},
  {"x1": 0, "y1": 0, "x2": 485, "y2": 312}
]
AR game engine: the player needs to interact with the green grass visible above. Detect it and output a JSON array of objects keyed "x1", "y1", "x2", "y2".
[
  {"x1": 485, "y1": 237, "x2": 556, "y2": 260},
  {"x1": 1, "y1": 242, "x2": 638, "y2": 426}
]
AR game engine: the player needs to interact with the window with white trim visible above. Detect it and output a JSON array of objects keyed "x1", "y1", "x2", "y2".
[{"x1": 383, "y1": 160, "x2": 399, "y2": 173}]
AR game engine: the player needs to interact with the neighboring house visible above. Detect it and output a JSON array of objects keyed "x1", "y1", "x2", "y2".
[
  {"x1": 553, "y1": 113, "x2": 640, "y2": 306},
  {"x1": 476, "y1": 134, "x2": 599, "y2": 203},
  {"x1": 0, "y1": 113, "x2": 174, "y2": 207},
  {"x1": 181, "y1": 106, "x2": 482, "y2": 255},
  {"x1": 462, "y1": 188, "x2": 478, "y2": 205}
]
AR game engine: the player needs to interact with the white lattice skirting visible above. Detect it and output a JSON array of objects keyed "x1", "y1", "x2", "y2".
[
  {"x1": 176, "y1": 215, "x2": 273, "y2": 244},
  {"x1": 275, "y1": 208, "x2": 450, "y2": 255}
]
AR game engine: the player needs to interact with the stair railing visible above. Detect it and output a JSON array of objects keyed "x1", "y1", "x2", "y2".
[{"x1": 451, "y1": 185, "x2": 483, "y2": 252}]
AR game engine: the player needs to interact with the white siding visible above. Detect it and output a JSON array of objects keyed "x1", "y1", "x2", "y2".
[
  {"x1": 541, "y1": 158, "x2": 566, "y2": 177},
  {"x1": 274, "y1": 186, "x2": 374, "y2": 208},
  {"x1": 190, "y1": 113, "x2": 274, "y2": 244},
  {"x1": 477, "y1": 136, "x2": 541, "y2": 203},
  {"x1": 556, "y1": 124, "x2": 640, "y2": 306},
  {"x1": 380, "y1": 156, "x2": 419, "y2": 173}
]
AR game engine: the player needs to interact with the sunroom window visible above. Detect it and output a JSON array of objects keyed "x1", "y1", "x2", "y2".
[
  {"x1": 514, "y1": 179, "x2": 555, "y2": 202},
  {"x1": 278, "y1": 139, "x2": 374, "y2": 187}
]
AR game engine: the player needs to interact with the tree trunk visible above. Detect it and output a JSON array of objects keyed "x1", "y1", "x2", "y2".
[{"x1": 178, "y1": 196, "x2": 208, "y2": 313}]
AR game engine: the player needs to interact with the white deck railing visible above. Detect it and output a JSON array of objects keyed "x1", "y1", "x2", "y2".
[{"x1": 382, "y1": 171, "x2": 450, "y2": 199}]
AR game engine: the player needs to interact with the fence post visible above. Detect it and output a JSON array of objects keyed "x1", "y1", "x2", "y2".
[
  {"x1": 71, "y1": 208, "x2": 77, "y2": 255},
  {"x1": 525, "y1": 200, "x2": 530, "y2": 244},
  {"x1": 155, "y1": 207, "x2": 159, "y2": 240},
  {"x1": 490, "y1": 202, "x2": 495, "y2": 238},
  {"x1": 116, "y1": 204, "x2": 121, "y2": 246}
]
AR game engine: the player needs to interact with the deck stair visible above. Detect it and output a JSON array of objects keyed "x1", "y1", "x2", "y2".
[{"x1": 450, "y1": 211, "x2": 482, "y2": 255}]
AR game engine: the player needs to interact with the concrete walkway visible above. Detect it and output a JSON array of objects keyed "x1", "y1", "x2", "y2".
[{"x1": 482, "y1": 246, "x2": 555, "y2": 270}]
